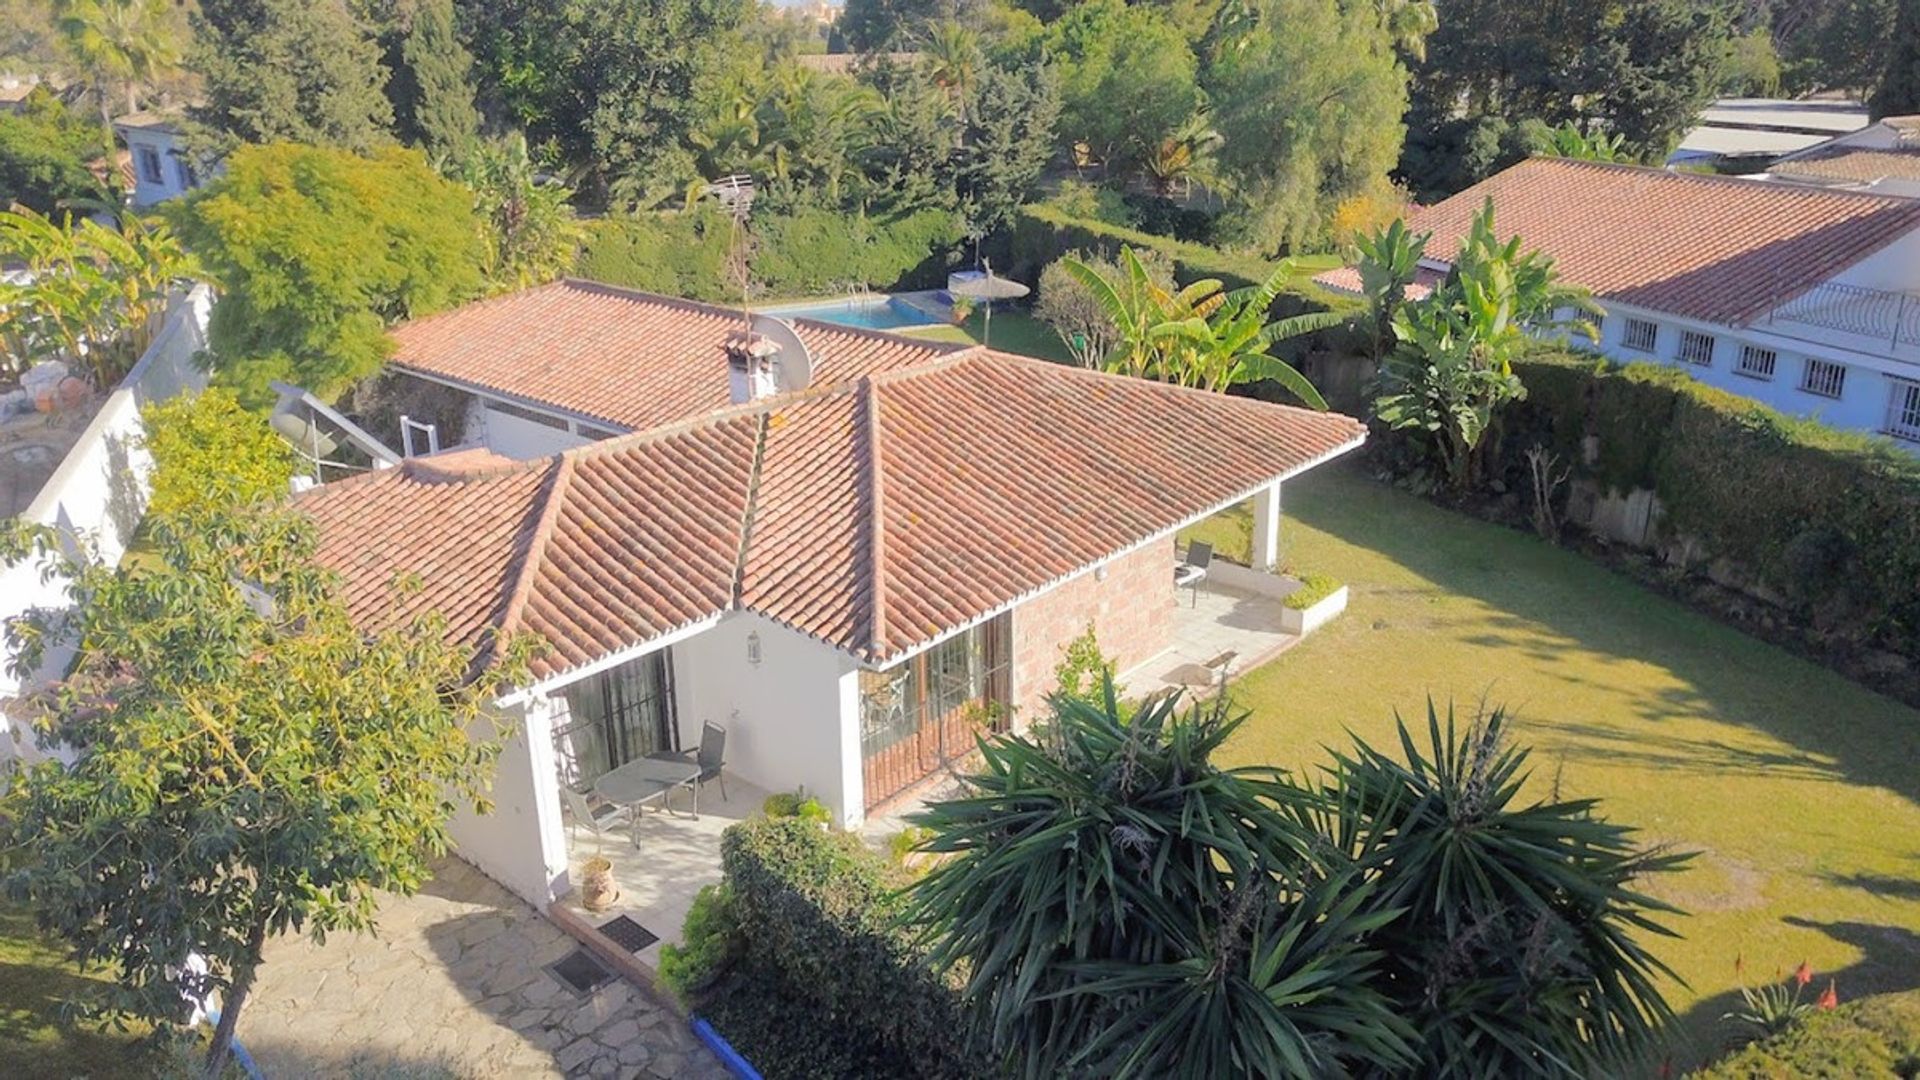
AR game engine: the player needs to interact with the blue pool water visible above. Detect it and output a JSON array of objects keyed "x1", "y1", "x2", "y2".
[{"x1": 766, "y1": 296, "x2": 942, "y2": 331}]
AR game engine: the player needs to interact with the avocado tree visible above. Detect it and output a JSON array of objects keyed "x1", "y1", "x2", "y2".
[{"x1": 0, "y1": 418, "x2": 534, "y2": 1077}]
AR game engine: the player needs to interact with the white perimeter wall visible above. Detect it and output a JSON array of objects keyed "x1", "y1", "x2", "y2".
[
  {"x1": 476, "y1": 404, "x2": 591, "y2": 459},
  {"x1": 1, "y1": 287, "x2": 211, "y2": 762},
  {"x1": 447, "y1": 696, "x2": 572, "y2": 908},
  {"x1": 671, "y1": 613, "x2": 864, "y2": 827}
]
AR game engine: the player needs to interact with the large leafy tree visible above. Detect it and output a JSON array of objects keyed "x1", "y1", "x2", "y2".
[
  {"x1": 0, "y1": 86, "x2": 109, "y2": 214},
  {"x1": 189, "y1": 0, "x2": 394, "y2": 153},
  {"x1": 1208, "y1": 0, "x2": 1409, "y2": 250},
  {"x1": 168, "y1": 142, "x2": 486, "y2": 405},
  {"x1": 1045, "y1": 0, "x2": 1200, "y2": 179},
  {"x1": 906, "y1": 687, "x2": 1416, "y2": 1078},
  {"x1": 0, "y1": 489, "x2": 535, "y2": 1077},
  {"x1": 50, "y1": 0, "x2": 182, "y2": 122},
  {"x1": 1400, "y1": 0, "x2": 1733, "y2": 200},
  {"x1": 463, "y1": 0, "x2": 750, "y2": 207},
  {"x1": 1776, "y1": 0, "x2": 1894, "y2": 99},
  {"x1": 1371, "y1": 201, "x2": 1597, "y2": 488}
]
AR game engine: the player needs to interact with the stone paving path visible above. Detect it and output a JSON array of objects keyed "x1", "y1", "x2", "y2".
[{"x1": 242, "y1": 857, "x2": 730, "y2": 1079}]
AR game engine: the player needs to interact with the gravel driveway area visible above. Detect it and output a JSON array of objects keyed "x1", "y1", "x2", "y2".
[{"x1": 240, "y1": 858, "x2": 729, "y2": 1079}]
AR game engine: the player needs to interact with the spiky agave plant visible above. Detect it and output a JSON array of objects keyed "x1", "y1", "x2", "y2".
[
  {"x1": 1317, "y1": 702, "x2": 1693, "y2": 1078},
  {"x1": 902, "y1": 681, "x2": 1415, "y2": 1079}
]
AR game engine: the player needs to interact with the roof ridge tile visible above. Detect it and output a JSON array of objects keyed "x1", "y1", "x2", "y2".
[{"x1": 494, "y1": 455, "x2": 576, "y2": 645}]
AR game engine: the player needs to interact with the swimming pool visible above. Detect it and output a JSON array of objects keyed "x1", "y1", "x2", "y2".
[{"x1": 764, "y1": 295, "x2": 944, "y2": 331}]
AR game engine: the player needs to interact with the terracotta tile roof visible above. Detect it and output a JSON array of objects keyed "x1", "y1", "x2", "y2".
[
  {"x1": 302, "y1": 352, "x2": 1365, "y2": 680},
  {"x1": 1772, "y1": 146, "x2": 1920, "y2": 184},
  {"x1": 388, "y1": 279, "x2": 963, "y2": 430},
  {"x1": 1313, "y1": 158, "x2": 1920, "y2": 325}
]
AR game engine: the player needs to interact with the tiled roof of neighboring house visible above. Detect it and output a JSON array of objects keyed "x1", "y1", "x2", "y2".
[
  {"x1": 302, "y1": 351, "x2": 1365, "y2": 680},
  {"x1": 112, "y1": 108, "x2": 182, "y2": 133},
  {"x1": 1772, "y1": 146, "x2": 1920, "y2": 184},
  {"x1": 1310, "y1": 265, "x2": 1440, "y2": 303},
  {"x1": 1313, "y1": 157, "x2": 1920, "y2": 325},
  {"x1": 388, "y1": 279, "x2": 961, "y2": 431}
]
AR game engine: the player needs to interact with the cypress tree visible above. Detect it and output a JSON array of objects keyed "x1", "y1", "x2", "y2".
[
  {"x1": 396, "y1": 0, "x2": 481, "y2": 158},
  {"x1": 1871, "y1": 0, "x2": 1920, "y2": 119}
]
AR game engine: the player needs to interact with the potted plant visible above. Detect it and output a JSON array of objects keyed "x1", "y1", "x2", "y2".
[
  {"x1": 581, "y1": 855, "x2": 618, "y2": 912},
  {"x1": 949, "y1": 295, "x2": 976, "y2": 326}
]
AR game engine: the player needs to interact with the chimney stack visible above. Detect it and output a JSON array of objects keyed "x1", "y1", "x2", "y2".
[{"x1": 725, "y1": 335, "x2": 779, "y2": 404}]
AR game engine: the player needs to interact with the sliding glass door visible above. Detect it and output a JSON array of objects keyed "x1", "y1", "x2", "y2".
[{"x1": 552, "y1": 650, "x2": 677, "y2": 789}]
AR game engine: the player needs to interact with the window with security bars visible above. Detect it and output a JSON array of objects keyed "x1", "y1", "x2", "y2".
[
  {"x1": 1677, "y1": 331, "x2": 1714, "y2": 366},
  {"x1": 1800, "y1": 358, "x2": 1847, "y2": 399},
  {"x1": 1889, "y1": 380, "x2": 1920, "y2": 443},
  {"x1": 1621, "y1": 318, "x2": 1658, "y2": 352},
  {"x1": 1735, "y1": 345, "x2": 1777, "y2": 380}
]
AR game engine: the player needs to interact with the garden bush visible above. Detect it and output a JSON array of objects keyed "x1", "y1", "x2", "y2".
[
  {"x1": 697, "y1": 817, "x2": 987, "y2": 1079},
  {"x1": 140, "y1": 390, "x2": 297, "y2": 517},
  {"x1": 657, "y1": 883, "x2": 735, "y2": 1002},
  {"x1": 574, "y1": 210, "x2": 733, "y2": 303},
  {"x1": 1282, "y1": 572, "x2": 1342, "y2": 610},
  {"x1": 1495, "y1": 350, "x2": 1920, "y2": 659},
  {"x1": 1694, "y1": 988, "x2": 1920, "y2": 1078}
]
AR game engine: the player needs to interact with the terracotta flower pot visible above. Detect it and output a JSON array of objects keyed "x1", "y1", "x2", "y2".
[{"x1": 581, "y1": 856, "x2": 618, "y2": 912}]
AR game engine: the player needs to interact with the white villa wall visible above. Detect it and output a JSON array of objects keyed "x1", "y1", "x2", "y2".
[
  {"x1": 1, "y1": 287, "x2": 210, "y2": 762},
  {"x1": 671, "y1": 612, "x2": 864, "y2": 826},
  {"x1": 1590, "y1": 296, "x2": 1920, "y2": 443},
  {"x1": 476, "y1": 404, "x2": 592, "y2": 459},
  {"x1": 446, "y1": 697, "x2": 572, "y2": 908}
]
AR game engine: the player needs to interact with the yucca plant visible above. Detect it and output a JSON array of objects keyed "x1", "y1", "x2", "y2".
[
  {"x1": 1316, "y1": 702, "x2": 1693, "y2": 1078},
  {"x1": 904, "y1": 683, "x2": 1415, "y2": 1079}
]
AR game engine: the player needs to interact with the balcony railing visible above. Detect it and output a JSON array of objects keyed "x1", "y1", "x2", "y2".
[{"x1": 1763, "y1": 281, "x2": 1920, "y2": 352}]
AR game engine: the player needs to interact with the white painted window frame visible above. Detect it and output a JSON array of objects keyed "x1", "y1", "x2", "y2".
[
  {"x1": 1622, "y1": 317, "x2": 1659, "y2": 353},
  {"x1": 1678, "y1": 330, "x2": 1715, "y2": 367},
  {"x1": 1735, "y1": 344, "x2": 1778, "y2": 380},
  {"x1": 1800, "y1": 357, "x2": 1848, "y2": 399},
  {"x1": 1888, "y1": 378, "x2": 1920, "y2": 443}
]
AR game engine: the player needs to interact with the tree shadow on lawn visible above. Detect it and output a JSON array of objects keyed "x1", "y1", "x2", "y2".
[
  {"x1": 1669, "y1": 916, "x2": 1920, "y2": 1068},
  {"x1": 1282, "y1": 465, "x2": 1920, "y2": 808}
]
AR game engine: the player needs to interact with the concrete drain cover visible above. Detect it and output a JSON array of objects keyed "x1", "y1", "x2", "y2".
[
  {"x1": 597, "y1": 915, "x2": 659, "y2": 953},
  {"x1": 546, "y1": 948, "x2": 615, "y2": 997}
]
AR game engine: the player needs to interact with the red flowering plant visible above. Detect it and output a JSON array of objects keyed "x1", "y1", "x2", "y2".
[{"x1": 1724, "y1": 956, "x2": 1839, "y2": 1038}]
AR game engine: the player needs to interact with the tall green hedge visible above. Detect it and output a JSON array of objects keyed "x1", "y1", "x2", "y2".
[
  {"x1": 1499, "y1": 351, "x2": 1920, "y2": 650},
  {"x1": 575, "y1": 206, "x2": 964, "y2": 303},
  {"x1": 985, "y1": 203, "x2": 1280, "y2": 290},
  {"x1": 699, "y1": 817, "x2": 987, "y2": 1079}
]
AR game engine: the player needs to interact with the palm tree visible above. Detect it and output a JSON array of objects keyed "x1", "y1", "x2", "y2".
[
  {"x1": 51, "y1": 0, "x2": 181, "y2": 123},
  {"x1": 1061, "y1": 246, "x2": 1337, "y2": 407},
  {"x1": 921, "y1": 21, "x2": 982, "y2": 122},
  {"x1": 1541, "y1": 120, "x2": 1630, "y2": 163},
  {"x1": 1141, "y1": 110, "x2": 1222, "y2": 198}
]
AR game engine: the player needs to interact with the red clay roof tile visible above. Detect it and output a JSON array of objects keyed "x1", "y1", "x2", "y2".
[
  {"x1": 1314, "y1": 158, "x2": 1920, "y2": 325},
  {"x1": 387, "y1": 279, "x2": 964, "y2": 429},
  {"x1": 304, "y1": 350, "x2": 1364, "y2": 679}
]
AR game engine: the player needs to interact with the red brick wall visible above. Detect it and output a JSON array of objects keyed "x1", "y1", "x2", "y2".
[{"x1": 1009, "y1": 539, "x2": 1175, "y2": 724}]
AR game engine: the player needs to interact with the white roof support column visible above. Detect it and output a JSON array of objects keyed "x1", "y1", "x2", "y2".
[{"x1": 1250, "y1": 480, "x2": 1282, "y2": 573}]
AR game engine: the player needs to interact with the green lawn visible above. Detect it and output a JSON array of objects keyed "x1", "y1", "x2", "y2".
[
  {"x1": 0, "y1": 900, "x2": 155, "y2": 1076},
  {"x1": 901, "y1": 308, "x2": 1077, "y2": 364},
  {"x1": 1202, "y1": 465, "x2": 1920, "y2": 1069}
]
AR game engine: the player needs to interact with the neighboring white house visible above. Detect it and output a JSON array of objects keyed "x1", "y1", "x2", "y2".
[
  {"x1": 1318, "y1": 157, "x2": 1920, "y2": 447},
  {"x1": 113, "y1": 111, "x2": 202, "y2": 208},
  {"x1": 1666, "y1": 97, "x2": 1870, "y2": 170},
  {"x1": 296, "y1": 279, "x2": 1365, "y2": 910},
  {"x1": 1764, "y1": 114, "x2": 1920, "y2": 199}
]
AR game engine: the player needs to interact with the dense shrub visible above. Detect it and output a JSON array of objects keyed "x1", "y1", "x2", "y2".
[
  {"x1": 1282, "y1": 572, "x2": 1342, "y2": 610},
  {"x1": 657, "y1": 883, "x2": 735, "y2": 1002},
  {"x1": 698, "y1": 817, "x2": 986, "y2": 1079},
  {"x1": 576, "y1": 206, "x2": 963, "y2": 302},
  {"x1": 1693, "y1": 988, "x2": 1920, "y2": 1079},
  {"x1": 574, "y1": 210, "x2": 733, "y2": 303},
  {"x1": 1494, "y1": 350, "x2": 1920, "y2": 656},
  {"x1": 140, "y1": 390, "x2": 297, "y2": 517}
]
